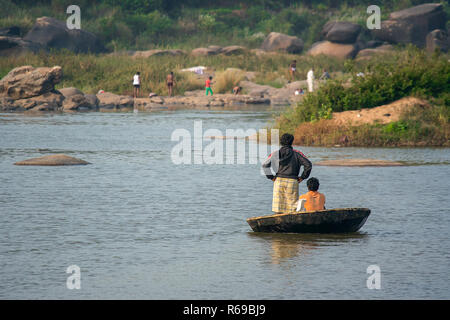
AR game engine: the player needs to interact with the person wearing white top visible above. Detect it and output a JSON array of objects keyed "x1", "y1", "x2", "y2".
[
  {"x1": 307, "y1": 69, "x2": 314, "y2": 93},
  {"x1": 133, "y1": 72, "x2": 141, "y2": 98}
]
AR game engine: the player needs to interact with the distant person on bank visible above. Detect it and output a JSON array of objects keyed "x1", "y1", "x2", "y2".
[
  {"x1": 262, "y1": 133, "x2": 312, "y2": 214},
  {"x1": 320, "y1": 69, "x2": 330, "y2": 80},
  {"x1": 289, "y1": 60, "x2": 297, "y2": 81},
  {"x1": 299, "y1": 177, "x2": 326, "y2": 211},
  {"x1": 167, "y1": 72, "x2": 176, "y2": 97},
  {"x1": 307, "y1": 68, "x2": 314, "y2": 92},
  {"x1": 232, "y1": 86, "x2": 242, "y2": 95},
  {"x1": 133, "y1": 72, "x2": 141, "y2": 98},
  {"x1": 205, "y1": 76, "x2": 213, "y2": 96}
]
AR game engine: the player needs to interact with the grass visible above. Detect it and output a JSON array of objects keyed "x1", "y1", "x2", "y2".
[{"x1": 0, "y1": 50, "x2": 346, "y2": 96}]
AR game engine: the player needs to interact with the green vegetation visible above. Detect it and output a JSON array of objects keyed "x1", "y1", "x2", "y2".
[
  {"x1": 270, "y1": 47, "x2": 450, "y2": 147},
  {"x1": 1, "y1": 0, "x2": 443, "y2": 50},
  {"x1": 275, "y1": 47, "x2": 450, "y2": 138}
]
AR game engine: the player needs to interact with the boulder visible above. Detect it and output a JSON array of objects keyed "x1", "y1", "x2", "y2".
[
  {"x1": 24, "y1": 16, "x2": 105, "y2": 53},
  {"x1": 58, "y1": 87, "x2": 84, "y2": 98},
  {"x1": 84, "y1": 94, "x2": 99, "y2": 108},
  {"x1": 308, "y1": 41, "x2": 359, "y2": 59},
  {"x1": 355, "y1": 45, "x2": 394, "y2": 60},
  {"x1": 132, "y1": 49, "x2": 186, "y2": 58},
  {"x1": 426, "y1": 29, "x2": 449, "y2": 53},
  {"x1": 13, "y1": 91, "x2": 64, "y2": 111},
  {"x1": 372, "y1": 3, "x2": 446, "y2": 47},
  {"x1": 322, "y1": 21, "x2": 362, "y2": 44},
  {"x1": 96, "y1": 92, "x2": 134, "y2": 109},
  {"x1": 0, "y1": 26, "x2": 21, "y2": 37},
  {"x1": 0, "y1": 36, "x2": 42, "y2": 56},
  {"x1": 62, "y1": 94, "x2": 93, "y2": 111},
  {"x1": 221, "y1": 45, "x2": 246, "y2": 55},
  {"x1": 14, "y1": 154, "x2": 90, "y2": 166},
  {"x1": 191, "y1": 47, "x2": 221, "y2": 56},
  {"x1": 0, "y1": 66, "x2": 62, "y2": 100},
  {"x1": 261, "y1": 32, "x2": 304, "y2": 53}
]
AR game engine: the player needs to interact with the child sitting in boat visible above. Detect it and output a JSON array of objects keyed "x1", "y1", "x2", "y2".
[{"x1": 298, "y1": 177, "x2": 326, "y2": 211}]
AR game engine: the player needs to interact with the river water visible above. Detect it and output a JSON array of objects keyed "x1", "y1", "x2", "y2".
[{"x1": 0, "y1": 109, "x2": 449, "y2": 299}]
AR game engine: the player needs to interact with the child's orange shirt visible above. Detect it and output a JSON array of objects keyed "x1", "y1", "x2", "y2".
[{"x1": 299, "y1": 191, "x2": 326, "y2": 211}]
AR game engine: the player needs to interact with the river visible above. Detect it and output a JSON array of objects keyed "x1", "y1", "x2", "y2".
[{"x1": 0, "y1": 109, "x2": 449, "y2": 299}]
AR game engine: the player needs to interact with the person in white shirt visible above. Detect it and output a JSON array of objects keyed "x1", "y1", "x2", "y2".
[
  {"x1": 307, "y1": 69, "x2": 314, "y2": 93},
  {"x1": 133, "y1": 72, "x2": 141, "y2": 98}
]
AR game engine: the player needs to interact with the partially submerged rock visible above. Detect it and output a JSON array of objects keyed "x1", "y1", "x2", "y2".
[
  {"x1": 315, "y1": 159, "x2": 404, "y2": 167},
  {"x1": 14, "y1": 154, "x2": 90, "y2": 166},
  {"x1": 96, "y1": 92, "x2": 134, "y2": 110}
]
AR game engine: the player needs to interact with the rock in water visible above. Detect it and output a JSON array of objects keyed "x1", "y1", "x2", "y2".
[
  {"x1": 24, "y1": 16, "x2": 105, "y2": 53},
  {"x1": 315, "y1": 159, "x2": 404, "y2": 167},
  {"x1": 14, "y1": 154, "x2": 90, "y2": 166},
  {"x1": 261, "y1": 32, "x2": 304, "y2": 53},
  {"x1": 0, "y1": 65, "x2": 62, "y2": 100}
]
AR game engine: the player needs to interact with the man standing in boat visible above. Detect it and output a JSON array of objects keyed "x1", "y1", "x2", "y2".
[{"x1": 262, "y1": 133, "x2": 312, "y2": 214}]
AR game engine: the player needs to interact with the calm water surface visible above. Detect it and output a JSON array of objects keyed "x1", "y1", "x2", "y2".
[{"x1": 0, "y1": 110, "x2": 449, "y2": 299}]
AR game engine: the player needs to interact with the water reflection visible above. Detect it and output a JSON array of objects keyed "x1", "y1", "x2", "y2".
[{"x1": 248, "y1": 232, "x2": 369, "y2": 264}]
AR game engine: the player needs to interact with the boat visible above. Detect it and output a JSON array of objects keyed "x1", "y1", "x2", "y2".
[{"x1": 247, "y1": 208, "x2": 371, "y2": 233}]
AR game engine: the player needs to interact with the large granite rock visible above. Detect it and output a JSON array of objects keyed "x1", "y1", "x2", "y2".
[
  {"x1": 1, "y1": 90, "x2": 64, "y2": 112},
  {"x1": 24, "y1": 16, "x2": 105, "y2": 53},
  {"x1": 308, "y1": 41, "x2": 359, "y2": 59},
  {"x1": 96, "y1": 92, "x2": 134, "y2": 110},
  {"x1": 14, "y1": 91, "x2": 65, "y2": 111},
  {"x1": 372, "y1": 3, "x2": 446, "y2": 47},
  {"x1": 426, "y1": 29, "x2": 449, "y2": 53},
  {"x1": 0, "y1": 65, "x2": 62, "y2": 100},
  {"x1": 261, "y1": 32, "x2": 304, "y2": 53},
  {"x1": 322, "y1": 21, "x2": 362, "y2": 44},
  {"x1": 0, "y1": 36, "x2": 42, "y2": 56}
]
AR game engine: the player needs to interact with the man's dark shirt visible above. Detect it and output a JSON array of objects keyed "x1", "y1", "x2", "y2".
[{"x1": 262, "y1": 146, "x2": 312, "y2": 180}]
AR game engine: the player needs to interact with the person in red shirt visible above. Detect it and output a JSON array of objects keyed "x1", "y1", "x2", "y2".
[{"x1": 205, "y1": 76, "x2": 213, "y2": 96}]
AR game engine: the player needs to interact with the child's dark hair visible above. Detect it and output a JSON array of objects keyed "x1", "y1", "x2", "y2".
[
  {"x1": 209, "y1": 76, "x2": 212, "y2": 80},
  {"x1": 307, "y1": 177, "x2": 320, "y2": 191},
  {"x1": 137, "y1": 72, "x2": 140, "y2": 75}
]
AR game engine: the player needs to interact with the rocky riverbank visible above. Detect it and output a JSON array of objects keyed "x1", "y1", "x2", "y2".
[{"x1": 0, "y1": 65, "x2": 319, "y2": 112}]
